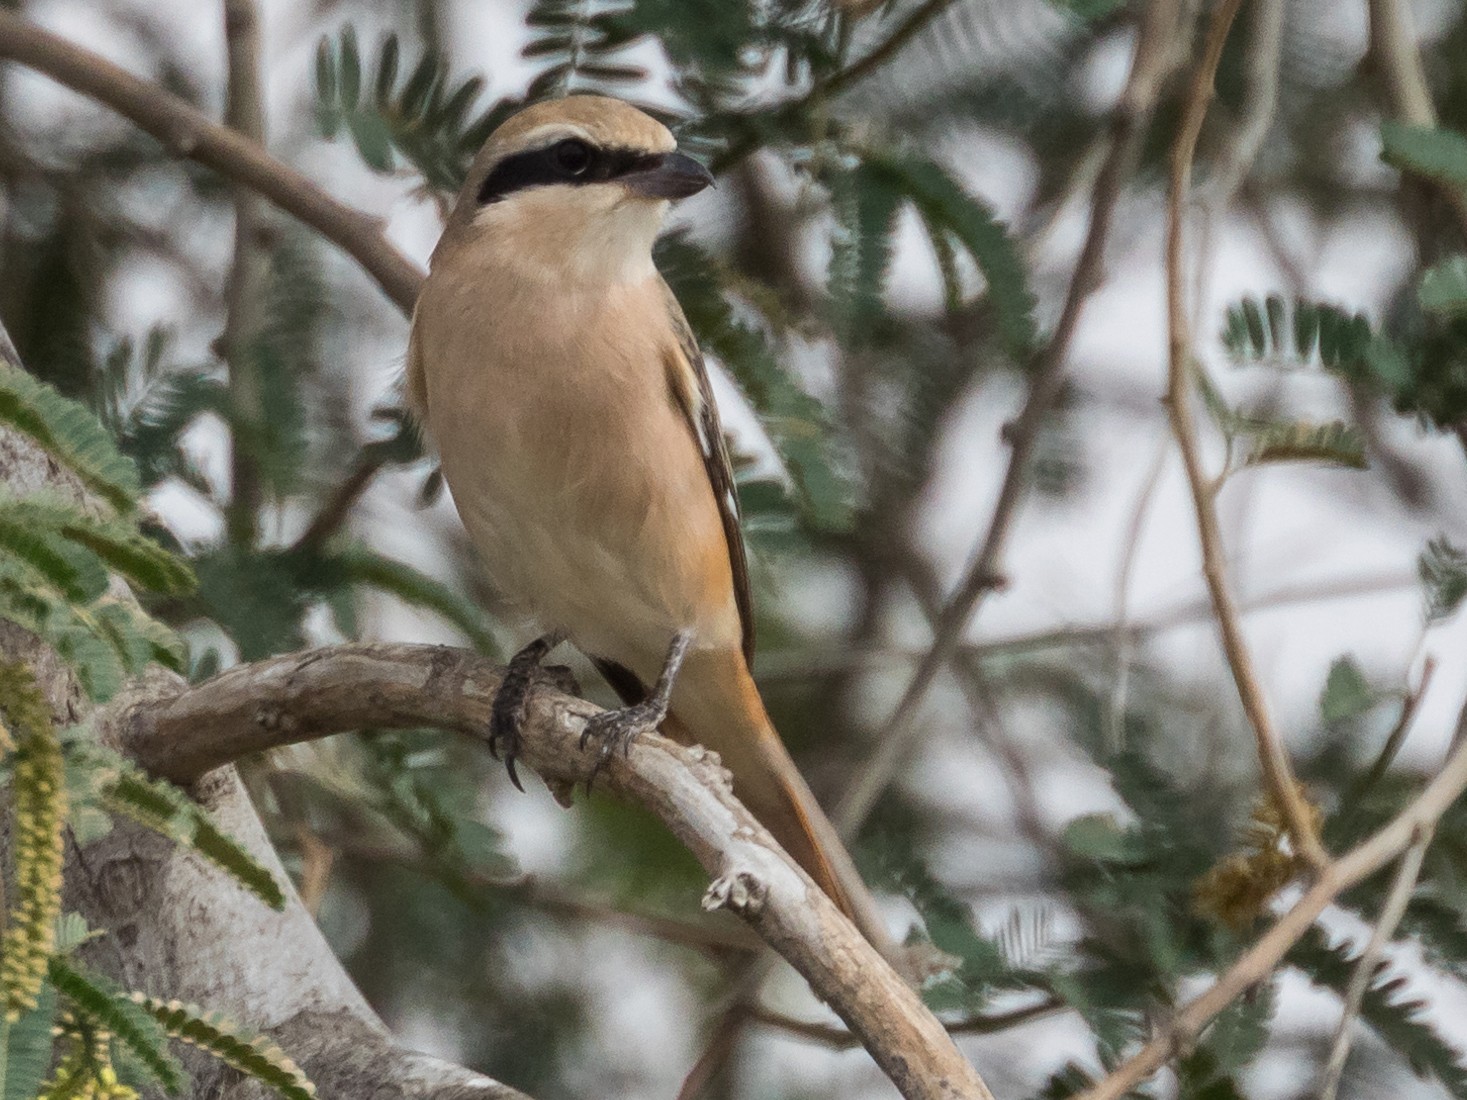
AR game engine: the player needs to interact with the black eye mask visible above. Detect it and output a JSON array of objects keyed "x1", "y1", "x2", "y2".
[{"x1": 477, "y1": 138, "x2": 662, "y2": 204}]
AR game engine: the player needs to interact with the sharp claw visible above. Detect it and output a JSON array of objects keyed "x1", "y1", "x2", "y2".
[
  {"x1": 585, "y1": 751, "x2": 606, "y2": 793},
  {"x1": 505, "y1": 754, "x2": 524, "y2": 793}
]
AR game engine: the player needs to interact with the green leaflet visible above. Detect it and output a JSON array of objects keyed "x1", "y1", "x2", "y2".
[
  {"x1": 0, "y1": 534, "x2": 187, "y2": 702},
  {"x1": 133, "y1": 995, "x2": 316, "y2": 1100},
  {"x1": 0, "y1": 981, "x2": 57, "y2": 1100},
  {"x1": 70, "y1": 743, "x2": 287, "y2": 911},
  {"x1": 0, "y1": 494, "x2": 194, "y2": 597},
  {"x1": 522, "y1": 0, "x2": 645, "y2": 102},
  {"x1": 1240, "y1": 419, "x2": 1367, "y2": 471},
  {"x1": 1420, "y1": 256, "x2": 1467, "y2": 318},
  {"x1": 0, "y1": 362, "x2": 141, "y2": 515},
  {"x1": 1221, "y1": 295, "x2": 1374, "y2": 373},
  {"x1": 860, "y1": 151, "x2": 1038, "y2": 357},
  {"x1": 316, "y1": 27, "x2": 505, "y2": 193},
  {"x1": 1219, "y1": 289, "x2": 1467, "y2": 437},
  {"x1": 46, "y1": 960, "x2": 184, "y2": 1094},
  {"x1": 1319, "y1": 655, "x2": 1376, "y2": 725},
  {"x1": 827, "y1": 162, "x2": 903, "y2": 339},
  {"x1": 93, "y1": 329, "x2": 225, "y2": 491},
  {"x1": 1420, "y1": 536, "x2": 1467, "y2": 624},
  {"x1": 1291, "y1": 925, "x2": 1467, "y2": 1097},
  {"x1": 1381, "y1": 122, "x2": 1467, "y2": 191}
]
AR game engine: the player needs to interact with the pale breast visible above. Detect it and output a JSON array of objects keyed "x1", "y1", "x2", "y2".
[{"x1": 411, "y1": 272, "x2": 742, "y2": 673}]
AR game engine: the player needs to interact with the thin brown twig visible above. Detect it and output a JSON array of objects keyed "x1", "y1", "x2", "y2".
[
  {"x1": 1351, "y1": 657, "x2": 1437, "y2": 805},
  {"x1": 1317, "y1": 826, "x2": 1432, "y2": 1100},
  {"x1": 750, "y1": 996, "x2": 1064, "y2": 1049},
  {"x1": 0, "y1": 10, "x2": 424, "y2": 313},
  {"x1": 1162, "y1": 0, "x2": 1328, "y2": 871},
  {"x1": 1211, "y1": 0, "x2": 1285, "y2": 202},
  {"x1": 1368, "y1": 0, "x2": 1438, "y2": 129},
  {"x1": 1106, "y1": 433, "x2": 1172, "y2": 753},
  {"x1": 675, "y1": 956, "x2": 776, "y2": 1100},
  {"x1": 1079, "y1": 703, "x2": 1467, "y2": 1100},
  {"x1": 1190, "y1": 0, "x2": 1285, "y2": 326},
  {"x1": 757, "y1": 568, "x2": 1420, "y2": 685},
  {"x1": 289, "y1": 452, "x2": 385, "y2": 554},
  {"x1": 221, "y1": 0, "x2": 267, "y2": 545},
  {"x1": 320, "y1": 828, "x2": 760, "y2": 954},
  {"x1": 833, "y1": 0, "x2": 1186, "y2": 838},
  {"x1": 898, "y1": 551, "x2": 1053, "y2": 853}
]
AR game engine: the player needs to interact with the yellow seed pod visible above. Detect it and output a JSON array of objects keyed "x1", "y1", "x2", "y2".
[{"x1": 0, "y1": 661, "x2": 67, "y2": 1018}]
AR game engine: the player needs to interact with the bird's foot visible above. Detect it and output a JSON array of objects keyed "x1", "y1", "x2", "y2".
[
  {"x1": 579, "y1": 700, "x2": 667, "y2": 787},
  {"x1": 487, "y1": 633, "x2": 566, "y2": 791}
]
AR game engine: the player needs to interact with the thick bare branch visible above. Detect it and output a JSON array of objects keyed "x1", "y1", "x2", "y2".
[
  {"x1": 107, "y1": 642, "x2": 996, "y2": 1100},
  {"x1": 0, "y1": 10, "x2": 424, "y2": 313}
]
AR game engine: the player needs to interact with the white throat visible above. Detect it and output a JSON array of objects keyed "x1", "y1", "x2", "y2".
[{"x1": 473, "y1": 188, "x2": 668, "y2": 287}]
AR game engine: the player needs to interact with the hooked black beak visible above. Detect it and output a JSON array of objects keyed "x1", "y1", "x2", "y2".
[{"x1": 623, "y1": 151, "x2": 715, "y2": 200}]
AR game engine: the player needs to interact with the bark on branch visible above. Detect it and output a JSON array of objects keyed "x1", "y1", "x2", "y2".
[{"x1": 106, "y1": 642, "x2": 995, "y2": 1100}]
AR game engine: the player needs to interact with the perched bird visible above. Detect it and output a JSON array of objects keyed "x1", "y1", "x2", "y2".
[{"x1": 407, "y1": 95, "x2": 889, "y2": 951}]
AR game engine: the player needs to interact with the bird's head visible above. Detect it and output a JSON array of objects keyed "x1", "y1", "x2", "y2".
[{"x1": 440, "y1": 95, "x2": 713, "y2": 285}]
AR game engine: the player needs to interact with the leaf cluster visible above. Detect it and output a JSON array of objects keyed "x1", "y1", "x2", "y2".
[
  {"x1": 0, "y1": 366, "x2": 313, "y2": 1098},
  {"x1": 316, "y1": 28, "x2": 502, "y2": 193}
]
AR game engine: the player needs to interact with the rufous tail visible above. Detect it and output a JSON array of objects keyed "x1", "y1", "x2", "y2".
[{"x1": 663, "y1": 649, "x2": 895, "y2": 958}]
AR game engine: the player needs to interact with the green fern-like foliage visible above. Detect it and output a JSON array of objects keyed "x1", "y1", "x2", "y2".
[
  {"x1": 0, "y1": 496, "x2": 193, "y2": 598},
  {"x1": 1221, "y1": 287, "x2": 1467, "y2": 433},
  {"x1": 0, "y1": 979, "x2": 58, "y2": 1100},
  {"x1": 0, "y1": 493, "x2": 192, "y2": 701},
  {"x1": 522, "y1": 0, "x2": 646, "y2": 102},
  {"x1": 1240, "y1": 419, "x2": 1367, "y2": 470},
  {"x1": 1420, "y1": 536, "x2": 1467, "y2": 623},
  {"x1": 67, "y1": 743, "x2": 286, "y2": 911},
  {"x1": 1290, "y1": 925, "x2": 1467, "y2": 1097},
  {"x1": 132, "y1": 995, "x2": 316, "y2": 1100},
  {"x1": 315, "y1": 28, "x2": 504, "y2": 193},
  {"x1": 857, "y1": 151, "x2": 1038, "y2": 357},
  {"x1": 0, "y1": 662, "x2": 67, "y2": 1020},
  {"x1": 46, "y1": 961, "x2": 184, "y2": 1095},
  {"x1": 1194, "y1": 349, "x2": 1370, "y2": 474},
  {"x1": 656, "y1": 233, "x2": 854, "y2": 532},
  {"x1": 0, "y1": 361, "x2": 196, "y2": 700},
  {"x1": 1221, "y1": 294, "x2": 1376, "y2": 373},
  {"x1": 827, "y1": 162, "x2": 904, "y2": 340},
  {"x1": 0, "y1": 362, "x2": 141, "y2": 515},
  {"x1": 93, "y1": 328, "x2": 223, "y2": 494}
]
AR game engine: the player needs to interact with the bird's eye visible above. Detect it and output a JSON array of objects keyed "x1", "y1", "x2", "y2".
[{"x1": 552, "y1": 139, "x2": 593, "y2": 176}]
